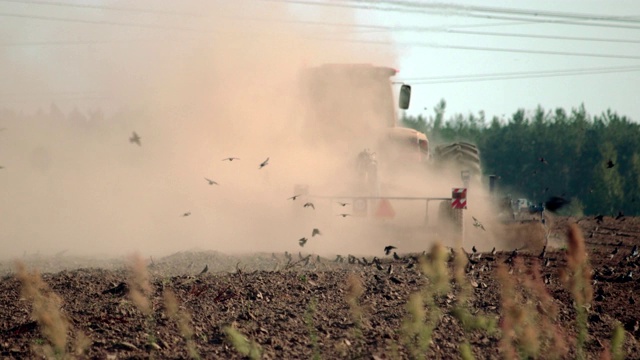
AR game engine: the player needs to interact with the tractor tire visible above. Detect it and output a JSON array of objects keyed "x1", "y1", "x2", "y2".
[{"x1": 434, "y1": 142, "x2": 481, "y2": 174}]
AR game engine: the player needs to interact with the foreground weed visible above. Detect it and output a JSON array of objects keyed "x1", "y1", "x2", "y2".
[
  {"x1": 345, "y1": 273, "x2": 365, "y2": 342},
  {"x1": 304, "y1": 297, "x2": 321, "y2": 360},
  {"x1": 15, "y1": 261, "x2": 69, "y2": 358},
  {"x1": 451, "y1": 249, "x2": 496, "y2": 333},
  {"x1": 401, "y1": 243, "x2": 449, "y2": 359},
  {"x1": 223, "y1": 326, "x2": 262, "y2": 360},
  {"x1": 560, "y1": 224, "x2": 593, "y2": 360},
  {"x1": 600, "y1": 322, "x2": 625, "y2": 360},
  {"x1": 127, "y1": 254, "x2": 158, "y2": 349},
  {"x1": 164, "y1": 290, "x2": 200, "y2": 359}
]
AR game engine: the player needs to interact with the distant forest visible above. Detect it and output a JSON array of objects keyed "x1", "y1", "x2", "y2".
[{"x1": 401, "y1": 100, "x2": 640, "y2": 216}]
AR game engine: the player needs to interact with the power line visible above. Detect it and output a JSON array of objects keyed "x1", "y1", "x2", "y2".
[
  {"x1": 0, "y1": 12, "x2": 208, "y2": 32},
  {"x1": 0, "y1": 0, "x2": 203, "y2": 17},
  {"x1": 263, "y1": 0, "x2": 640, "y2": 30},
  {"x1": 3, "y1": 16, "x2": 639, "y2": 51},
  {"x1": 318, "y1": 37, "x2": 640, "y2": 61},
  {"x1": 355, "y1": 0, "x2": 640, "y2": 25},
  {"x1": 404, "y1": 66, "x2": 640, "y2": 85},
  {"x1": 400, "y1": 65, "x2": 640, "y2": 81},
  {"x1": 0, "y1": 38, "x2": 193, "y2": 47}
]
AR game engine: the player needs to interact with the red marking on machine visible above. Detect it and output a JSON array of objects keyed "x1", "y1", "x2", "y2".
[
  {"x1": 375, "y1": 198, "x2": 396, "y2": 218},
  {"x1": 451, "y1": 188, "x2": 467, "y2": 209}
]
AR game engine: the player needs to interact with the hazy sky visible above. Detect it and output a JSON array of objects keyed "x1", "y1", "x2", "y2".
[{"x1": 1, "y1": 0, "x2": 639, "y2": 120}]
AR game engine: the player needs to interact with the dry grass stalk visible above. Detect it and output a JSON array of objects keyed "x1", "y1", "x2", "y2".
[
  {"x1": 521, "y1": 261, "x2": 568, "y2": 359},
  {"x1": 15, "y1": 261, "x2": 69, "y2": 356},
  {"x1": 223, "y1": 326, "x2": 262, "y2": 360},
  {"x1": 127, "y1": 253, "x2": 153, "y2": 316},
  {"x1": 399, "y1": 243, "x2": 451, "y2": 359},
  {"x1": 496, "y1": 262, "x2": 520, "y2": 360},
  {"x1": 498, "y1": 253, "x2": 571, "y2": 360},
  {"x1": 561, "y1": 224, "x2": 593, "y2": 359},
  {"x1": 164, "y1": 289, "x2": 200, "y2": 359},
  {"x1": 345, "y1": 273, "x2": 364, "y2": 323}
]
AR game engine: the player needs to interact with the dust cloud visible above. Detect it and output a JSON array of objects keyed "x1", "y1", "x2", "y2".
[{"x1": 0, "y1": 1, "x2": 512, "y2": 261}]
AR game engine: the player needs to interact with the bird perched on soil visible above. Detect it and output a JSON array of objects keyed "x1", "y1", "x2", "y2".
[
  {"x1": 384, "y1": 245, "x2": 397, "y2": 255},
  {"x1": 199, "y1": 265, "x2": 208, "y2": 275}
]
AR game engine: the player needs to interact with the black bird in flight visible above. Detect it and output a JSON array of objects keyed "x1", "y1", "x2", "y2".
[
  {"x1": 303, "y1": 202, "x2": 315, "y2": 210},
  {"x1": 538, "y1": 157, "x2": 548, "y2": 164},
  {"x1": 288, "y1": 194, "x2": 302, "y2": 201},
  {"x1": 337, "y1": 202, "x2": 349, "y2": 207},
  {"x1": 606, "y1": 159, "x2": 615, "y2": 168},
  {"x1": 384, "y1": 245, "x2": 397, "y2": 256},
  {"x1": 312, "y1": 228, "x2": 321, "y2": 237},
  {"x1": 259, "y1": 157, "x2": 270, "y2": 169},
  {"x1": 337, "y1": 213, "x2": 351, "y2": 218},
  {"x1": 222, "y1": 157, "x2": 240, "y2": 161},
  {"x1": 129, "y1": 131, "x2": 141, "y2": 146},
  {"x1": 299, "y1": 237, "x2": 308, "y2": 247},
  {"x1": 472, "y1": 216, "x2": 486, "y2": 231},
  {"x1": 204, "y1": 177, "x2": 218, "y2": 185},
  {"x1": 182, "y1": 211, "x2": 191, "y2": 217},
  {"x1": 545, "y1": 196, "x2": 570, "y2": 212}
]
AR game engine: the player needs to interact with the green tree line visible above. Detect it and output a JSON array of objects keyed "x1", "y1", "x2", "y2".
[{"x1": 401, "y1": 100, "x2": 640, "y2": 216}]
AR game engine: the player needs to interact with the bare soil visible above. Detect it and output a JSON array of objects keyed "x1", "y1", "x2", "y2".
[{"x1": 1, "y1": 216, "x2": 640, "y2": 359}]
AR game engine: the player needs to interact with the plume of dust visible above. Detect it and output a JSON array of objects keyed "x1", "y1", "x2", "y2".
[
  {"x1": 0, "y1": 1, "x2": 525, "y2": 261},
  {"x1": 0, "y1": 1, "x2": 403, "y2": 260}
]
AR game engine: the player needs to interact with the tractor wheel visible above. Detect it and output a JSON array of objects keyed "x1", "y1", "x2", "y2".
[{"x1": 434, "y1": 142, "x2": 481, "y2": 174}]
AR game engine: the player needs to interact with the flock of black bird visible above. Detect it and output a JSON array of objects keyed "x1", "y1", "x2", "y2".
[{"x1": 121, "y1": 131, "x2": 631, "y2": 253}]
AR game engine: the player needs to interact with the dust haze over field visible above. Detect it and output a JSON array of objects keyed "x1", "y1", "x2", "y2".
[{"x1": 0, "y1": 1, "x2": 503, "y2": 260}]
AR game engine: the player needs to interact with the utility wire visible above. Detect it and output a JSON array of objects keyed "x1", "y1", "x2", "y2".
[
  {"x1": 0, "y1": 0, "x2": 203, "y2": 17},
  {"x1": 2, "y1": 15, "x2": 639, "y2": 51},
  {"x1": 400, "y1": 65, "x2": 640, "y2": 82},
  {"x1": 316, "y1": 37, "x2": 640, "y2": 61},
  {"x1": 353, "y1": 0, "x2": 640, "y2": 25},
  {"x1": 263, "y1": 0, "x2": 640, "y2": 30},
  {"x1": 0, "y1": 12, "x2": 209, "y2": 32},
  {"x1": 405, "y1": 67, "x2": 640, "y2": 85}
]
